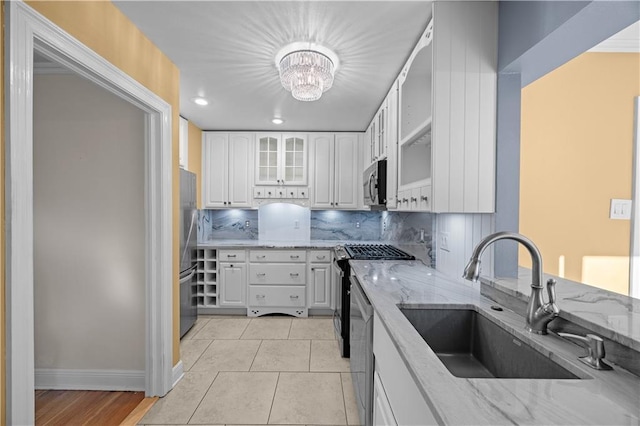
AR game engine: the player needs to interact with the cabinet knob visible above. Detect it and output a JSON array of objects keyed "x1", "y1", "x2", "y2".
[
  {"x1": 402, "y1": 198, "x2": 408, "y2": 203},
  {"x1": 421, "y1": 195, "x2": 428, "y2": 202},
  {"x1": 330, "y1": 202, "x2": 334, "y2": 206},
  {"x1": 311, "y1": 267, "x2": 315, "y2": 271},
  {"x1": 335, "y1": 202, "x2": 338, "y2": 206},
  {"x1": 411, "y1": 197, "x2": 417, "y2": 202},
  {"x1": 223, "y1": 201, "x2": 227, "y2": 205}
]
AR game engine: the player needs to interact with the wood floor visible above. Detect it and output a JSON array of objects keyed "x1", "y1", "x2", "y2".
[{"x1": 35, "y1": 390, "x2": 147, "y2": 426}]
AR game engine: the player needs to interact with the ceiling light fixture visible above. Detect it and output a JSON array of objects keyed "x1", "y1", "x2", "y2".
[
  {"x1": 272, "y1": 118, "x2": 284, "y2": 125},
  {"x1": 275, "y1": 42, "x2": 339, "y2": 102},
  {"x1": 193, "y1": 97, "x2": 208, "y2": 106}
]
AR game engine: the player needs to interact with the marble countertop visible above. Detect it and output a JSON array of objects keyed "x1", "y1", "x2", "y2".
[
  {"x1": 482, "y1": 268, "x2": 640, "y2": 353},
  {"x1": 350, "y1": 260, "x2": 640, "y2": 425},
  {"x1": 198, "y1": 239, "x2": 376, "y2": 249},
  {"x1": 198, "y1": 240, "x2": 432, "y2": 265}
]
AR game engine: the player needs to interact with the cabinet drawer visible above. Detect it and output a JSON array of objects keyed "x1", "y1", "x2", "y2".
[
  {"x1": 249, "y1": 285, "x2": 306, "y2": 307},
  {"x1": 309, "y1": 250, "x2": 331, "y2": 263},
  {"x1": 249, "y1": 264, "x2": 306, "y2": 285},
  {"x1": 219, "y1": 250, "x2": 246, "y2": 261},
  {"x1": 249, "y1": 250, "x2": 306, "y2": 263}
]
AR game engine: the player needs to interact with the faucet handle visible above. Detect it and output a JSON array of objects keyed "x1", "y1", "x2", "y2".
[{"x1": 546, "y1": 278, "x2": 557, "y2": 304}]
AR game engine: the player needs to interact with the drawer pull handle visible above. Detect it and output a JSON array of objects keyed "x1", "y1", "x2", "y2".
[
  {"x1": 290, "y1": 295, "x2": 299, "y2": 299},
  {"x1": 421, "y1": 195, "x2": 428, "y2": 201},
  {"x1": 257, "y1": 294, "x2": 265, "y2": 299},
  {"x1": 290, "y1": 255, "x2": 300, "y2": 259},
  {"x1": 290, "y1": 273, "x2": 299, "y2": 277},
  {"x1": 256, "y1": 273, "x2": 266, "y2": 277},
  {"x1": 226, "y1": 254, "x2": 237, "y2": 258},
  {"x1": 257, "y1": 255, "x2": 266, "y2": 259},
  {"x1": 411, "y1": 197, "x2": 417, "y2": 202},
  {"x1": 316, "y1": 255, "x2": 326, "y2": 260}
]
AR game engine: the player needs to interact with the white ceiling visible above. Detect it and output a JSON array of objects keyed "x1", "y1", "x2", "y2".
[{"x1": 113, "y1": 1, "x2": 432, "y2": 132}]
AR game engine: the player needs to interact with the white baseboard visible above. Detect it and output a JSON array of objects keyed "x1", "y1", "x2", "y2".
[
  {"x1": 172, "y1": 360, "x2": 184, "y2": 388},
  {"x1": 35, "y1": 368, "x2": 145, "y2": 391}
]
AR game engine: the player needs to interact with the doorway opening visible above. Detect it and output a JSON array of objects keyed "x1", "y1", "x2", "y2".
[{"x1": 6, "y1": 3, "x2": 174, "y2": 423}]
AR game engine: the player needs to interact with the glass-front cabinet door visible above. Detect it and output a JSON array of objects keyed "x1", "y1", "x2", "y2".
[
  {"x1": 256, "y1": 134, "x2": 280, "y2": 185},
  {"x1": 283, "y1": 134, "x2": 307, "y2": 185},
  {"x1": 255, "y1": 133, "x2": 307, "y2": 185}
]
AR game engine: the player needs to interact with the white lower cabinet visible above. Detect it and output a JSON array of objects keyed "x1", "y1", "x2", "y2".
[
  {"x1": 308, "y1": 263, "x2": 331, "y2": 309},
  {"x1": 248, "y1": 249, "x2": 308, "y2": 317},
  {"x1": 219, "y1": 262, "x2": 246, "y2": 307},
  {"x1": 373, "y1": 314, "x2": 438, "y2": 425},
  {"x1": 373, "y1": 371, "x2": 398, "y2": 426}
]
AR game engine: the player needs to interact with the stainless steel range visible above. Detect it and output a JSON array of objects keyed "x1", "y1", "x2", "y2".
[{"x1": 333, "y1": 244, "x2": 414, "y2": 358}]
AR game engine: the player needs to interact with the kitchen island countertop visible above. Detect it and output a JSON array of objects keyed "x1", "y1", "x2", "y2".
[{"x1": 350, "y1": 260, "x2": 640, "y2": 425}]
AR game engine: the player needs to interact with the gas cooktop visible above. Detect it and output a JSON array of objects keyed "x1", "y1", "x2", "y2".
[{"x1": 343, "y1": 244, "x2": 415, "y2": 260}]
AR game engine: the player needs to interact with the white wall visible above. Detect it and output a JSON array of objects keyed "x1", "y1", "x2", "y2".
[
  {"x1": 33, "y1": 74, "x2": 145, "y2": 376},
  {"x1": 435, "y1": 214, "x2": 494, "y2": 280}
]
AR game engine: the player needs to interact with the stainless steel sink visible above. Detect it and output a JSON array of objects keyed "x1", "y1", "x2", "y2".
[{"x1": 400, "y1": 307, "x2": 581, "y2": 379}]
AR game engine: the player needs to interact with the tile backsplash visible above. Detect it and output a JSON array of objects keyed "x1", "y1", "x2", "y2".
[{"x1": 198, "y1": 206, "x2": 434, "y2": 248}]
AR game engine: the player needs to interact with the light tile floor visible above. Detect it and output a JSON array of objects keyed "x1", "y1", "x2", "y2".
[{"x1": 139, "y1": 315, "x2": 359, "y2": 426}]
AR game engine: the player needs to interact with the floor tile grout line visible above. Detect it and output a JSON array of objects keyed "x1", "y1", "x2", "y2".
[
  {"x1": 339, "y1": 372, "x2": 349, "y2": 426},
  {"x1": 183, "y1": 339, "x2": 214, "y2": 372},
  {"x1": 266, "y1": 371, "x2": 281, "y2": 425},
  {"x1": 185, "y1": 370, "x2": 219, "y2": 425},
  {"x1": 249, "y1": 339, "x2": 264, "y2": 372}
]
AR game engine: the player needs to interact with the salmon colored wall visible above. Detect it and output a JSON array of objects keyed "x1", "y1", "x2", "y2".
[
  {"x1": 187, "y1": 122, "x2": 203, "y2": 209},
  {"x1": 520, "y1": 52, "x2": 640, "y2": 295},
  {"x1": 24, "y1": 1, "x2": 182, "y2": 366}
]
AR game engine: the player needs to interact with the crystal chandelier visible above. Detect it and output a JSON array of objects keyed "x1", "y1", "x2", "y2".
[{"x1": 276, "y1": 43, "x2": 339, "y2": 102}]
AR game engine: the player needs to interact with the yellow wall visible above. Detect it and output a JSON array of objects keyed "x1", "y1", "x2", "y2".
[
  {"x1": 23, "y1": 1, "x2": 182, "y2": 366},
  {"x1": 520, "y1": 52, "x2": 640, "y2": 295},
  {"x1": 187, "y1": 122, "x2": 203, "y2": 209}
]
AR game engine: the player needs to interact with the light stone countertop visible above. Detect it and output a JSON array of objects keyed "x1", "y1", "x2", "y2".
[
  {"x1": 482, "y1": 268, "x2": 640, "y2": 353},
  {"x1": 350, "y1": 260, "x2": 640, "y2": 425},
  {"x1": 198, "y1": 239, "x2": 378, "y2": 249},
  {"x1": 199, "y1": 239, "x2": 433, "y2": 265}
]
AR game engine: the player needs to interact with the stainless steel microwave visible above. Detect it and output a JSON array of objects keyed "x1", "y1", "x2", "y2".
[{"x1": 363, "y1": 159, "x2": 387, "y2": 207}]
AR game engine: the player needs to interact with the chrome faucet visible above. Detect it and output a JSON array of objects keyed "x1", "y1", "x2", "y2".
[{"x1": 463, "y1": 231, "x2": 560, "y2": 334}]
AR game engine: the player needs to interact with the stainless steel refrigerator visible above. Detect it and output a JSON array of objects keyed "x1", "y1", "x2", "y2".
[{"x1": 179, "y1": 169, "x2": 198, "y2": 338}]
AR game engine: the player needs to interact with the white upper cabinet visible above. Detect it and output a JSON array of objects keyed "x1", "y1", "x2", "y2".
[
  {"x1": 179, "y1": 116, "x2": 189, "y2": 169},
  {"x1": 384, "y1": 81, "x2": 399, "y2": 210},
  {"x1": 202, "y1": 132, "x2": 253, "y2": 208},
  {"x1": 310, "y1": 133, "x2": 360, "y2": 210},
  {"x1": 256, "y1": 133, "x2": 308, "y2": 186},
  {"x1": 396, "y1": 1, "x2": 497, "y2": 213}
]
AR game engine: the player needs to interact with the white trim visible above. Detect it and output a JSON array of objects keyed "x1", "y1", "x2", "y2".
[
  {"x1": 630, "y1": 97, "x2": 640, "y2": 299},
  {"x1": 35, "y1": 369, "x2": 145, "y2": 391},
  {"x1": 589, "y1": 39, "x2": 640, "y2": 53},
  {"x1": 6, "y1": 2, "x2": 174, "y2": 423},
  {"x1": 172, "y1": 360, "x2": 185, "y2": 388}
]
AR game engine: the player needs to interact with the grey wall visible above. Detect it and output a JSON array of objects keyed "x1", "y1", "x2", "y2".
[
  {"x1": 34, "y1": 74, "x2": 146, "y2": 375},
  {"x1": 494, "y1": 1, "x2": 640, "y2": 277},
  {"x1": 499, "y1": 1, "x2": 640, "y2": 86}
]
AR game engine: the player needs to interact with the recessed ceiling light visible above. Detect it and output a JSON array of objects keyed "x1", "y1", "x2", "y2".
[
  {"x1": 272, "y1": 118, "x2": 284, "y2": 125},
  {"x1": 193, "y1": 97, "x2": 208, "y2": 106}
]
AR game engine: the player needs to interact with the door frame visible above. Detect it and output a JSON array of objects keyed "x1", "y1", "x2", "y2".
[
  {"x1": 5, "y1": 2, "x2": 174, "y2": 423},
  {"x1": 631, "y1": 97, "x2": 640, "y2": 299}
]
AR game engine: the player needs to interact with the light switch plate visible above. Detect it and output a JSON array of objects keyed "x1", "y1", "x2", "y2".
[{"x1": 609, "y1": 199, "x2": 632, "y2": 220}]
